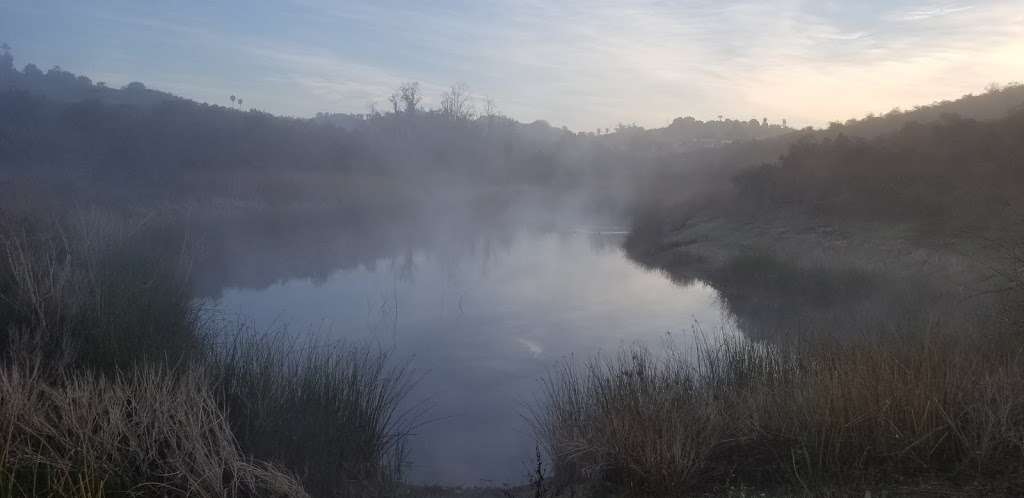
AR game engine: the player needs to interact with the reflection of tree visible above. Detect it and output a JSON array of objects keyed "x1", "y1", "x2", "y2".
[
  {"x1": 586, "y1": 231, "x2": 625, "y2": 252},
  {"x1": 191, "y1": 210, "x2": 525, "y2": 298},
  {"x1": 397, "y1": 249, "x2": 416, "y2": 284}
]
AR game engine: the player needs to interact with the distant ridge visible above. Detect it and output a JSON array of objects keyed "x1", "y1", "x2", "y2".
[{"x1": 1, "y1": 49, "x2": 181, "y2": 109}]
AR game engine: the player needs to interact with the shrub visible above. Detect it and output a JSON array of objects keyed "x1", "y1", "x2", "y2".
[
  {"x1": 0, "y1": 363, "x2": 307, "y2": 497},
  {"x1": 535, "y1": 328, "x2": 1024, "y2": 495},
  {"x1": 208, "y1": 331, "x2": 421, "y2": 497}
]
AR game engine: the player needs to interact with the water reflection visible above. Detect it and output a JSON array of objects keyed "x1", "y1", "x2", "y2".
[{"x1": 200, "y1": 218, "x2": 736, "y2": 485}]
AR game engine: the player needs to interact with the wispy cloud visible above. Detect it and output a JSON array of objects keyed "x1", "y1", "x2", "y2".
[
  {"x1": 890, "y1": 3, "x2": 976, "y2": 21},
  {"x1": 6, "y1": 0, "x2": 1023, "y2": 128}
]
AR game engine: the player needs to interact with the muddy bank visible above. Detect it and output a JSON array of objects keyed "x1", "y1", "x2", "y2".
[{"x1": 623, "y1": 210, "x2": 990, "y2": 340}]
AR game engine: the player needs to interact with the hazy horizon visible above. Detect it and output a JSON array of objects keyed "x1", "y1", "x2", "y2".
[{"x1": 2, "y1": 0, "x2": 1022, "y2": 131}]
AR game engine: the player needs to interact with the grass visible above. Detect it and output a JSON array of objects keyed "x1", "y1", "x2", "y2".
[
  {"x1": 0, "y1": 209, "x2": 420, "y2": 496},
  {"x1": 4, "y1": 196, "x2": 1023, "y2": 496},
  {"x1": 208, "y1": 330, "x2": 422, "y2": 497},
  {"x1": 0, "y1": 209, "x2": 202, "y2": 373},
  {"x1": 533, "y1": 325, "x2": 1024, "y2": 496},
  {"x1": 0, "y1": 364, "x2": 306, "y2": 497}
]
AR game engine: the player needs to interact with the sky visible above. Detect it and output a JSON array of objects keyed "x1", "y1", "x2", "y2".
[{"x1": 1, "y1": 0, "x2": 1022, "y2": 130}]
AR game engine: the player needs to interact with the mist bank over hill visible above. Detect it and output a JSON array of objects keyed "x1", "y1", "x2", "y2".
[
  {"x1": 6, "y1": 47, "x2": 1024, "y2": 328},
  {"x1": 7, "y1": 43, "x2": 1024, "y2": 495},
  {"x1": 627, "y1": 80, "x2": 1024, "y2": 343}
]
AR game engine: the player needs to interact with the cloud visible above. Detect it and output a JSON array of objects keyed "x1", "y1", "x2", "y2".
[
  {"x1": 14, "y1": 0, "x2": 1023, "y2": 129},
  {"x1": 890, "y1": 4, "x2": 976, "y2": 21}
]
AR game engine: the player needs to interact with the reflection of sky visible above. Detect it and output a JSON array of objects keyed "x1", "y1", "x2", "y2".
[{"x1": 213, "y1": 229, "x2": 737, "y2": 485}]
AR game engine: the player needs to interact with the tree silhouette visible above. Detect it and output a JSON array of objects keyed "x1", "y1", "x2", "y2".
[
  {"x1": 0, "y1": 43, "x2": 12, "y2": 73},
  {"x1": 399, "y1": 82, "x2": 421, "y2": 114},
  {"x1": 230, "y1": 95, "x2": 236, "y2": 105},
  {"x1": 440, "y1": 83, "x2": 474, "y2": 120}
]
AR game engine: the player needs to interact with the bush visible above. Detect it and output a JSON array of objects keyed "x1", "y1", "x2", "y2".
[
  {"x1": 0, "y1": 211, "x2": 421, "y2": 495},
  {"x1": 208, "y1": 331, "x2": 421, "y2": 497},
  {"x1": 0, "y1": 210, "x2": 202, "y2": 373},
  {"x1": 535, "y1": 328, "x2": 1024, "y2": 495},
  {"x1": 0, "y1": 363, "x2": 306, "y2": 497}
]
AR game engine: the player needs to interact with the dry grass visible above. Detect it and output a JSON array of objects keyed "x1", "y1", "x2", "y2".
[
  {"x1": 534, "y1": 326, "x2": 1024, "y2": 496},
  {"x1": 0, "y1": 363, "x2": 307, "y2": 497},
  {"x1": 0, "y1": 211, "x2": 420, "y2": 496},
  {"x1": 208, "y1": 330, "x2": 422, "y2": 497},
  {"x1": 0, "y1": 209, "x2": 202, "y2": 373}
]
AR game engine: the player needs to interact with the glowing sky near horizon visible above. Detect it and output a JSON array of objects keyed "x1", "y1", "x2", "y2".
[{"x1": 1, "y1": 0, "x2": 1022, "y2": 130}]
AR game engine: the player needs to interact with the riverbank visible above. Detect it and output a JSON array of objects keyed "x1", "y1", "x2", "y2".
[
  {"x1": 625, "y1": 207, "x2": 999, "y2": 341},
  {"x1": 528, "y1": 106, "x2": 1024, "y2": 496},
  {"x1": 533, "y1": 209, "x2": 1024, "y2": 495},
  {"x1": 0, "y1": 209, "x2": 418, "y2": 497}
]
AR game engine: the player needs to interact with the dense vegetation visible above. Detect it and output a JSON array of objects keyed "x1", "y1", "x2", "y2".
[
  {"x1": 0, "y1": 208, "x2": 418, "y2": 496},
  {"x1": 535, "y1": 84, "x2": 1024, "y2": 495},
  {"x1": 5, "y1": 41, "x2": 1024, "y2": 496}
]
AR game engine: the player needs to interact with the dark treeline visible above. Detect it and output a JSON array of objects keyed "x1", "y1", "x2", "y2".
[
  {"x1": 627, "y1": 83, "x2": 1024, "y2": 340},
  {"x1": 7, "y1": 41, "x2": 1024, "y2": 496},
  {"x1": 0, "y1": 49, "x2": 803, "y2": 223},
  {"x1": 733, "y1": 111, "x2": 1024, "y2": 233},
  {"x1": 0, "y1": 47, "x2": 179, "y2": 109},
  {"x1": 546, "y1": 86, "x2": 1024, "y2": 496}
]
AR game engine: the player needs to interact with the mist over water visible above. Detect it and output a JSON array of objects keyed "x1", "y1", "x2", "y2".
[{"x1": 200, "y1": 211, "x2": 737, "y2": 485}]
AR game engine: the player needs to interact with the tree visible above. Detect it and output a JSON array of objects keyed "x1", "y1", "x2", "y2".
[
  {"x1": 0, "y1": 43, "x2": 12, "y2": 74},
  {"x1": 393, "y1": 82, "x2": 421, "y2": 115},
  {"x1": 482, "y1": 97, "x2": 498, "y2": 119},
  {"x1": 23, "y1": 64, "x2": 42, "y2": 78},
  {"x1": 440, "y1": 83, "x2": 475, "y2": 120},
  {"x1": 230, "y1": 95, "x2": 236, "y2": 105},
  {"x1": 388, "y1": 92, "x2": 400, "y2": 115},
  {"x1": 238, "y1": 98, "x2": 243, "y2": 108}
]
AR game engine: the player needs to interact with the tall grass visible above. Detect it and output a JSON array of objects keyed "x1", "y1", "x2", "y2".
[
  {"x1": 0, "y1": 210, "x2": 421, "y2": 496},
  {"x1": 0, "y1": 363, "x2": 307, "y2": 497},
  {"x1": 208, "y1": 330, "x2": 422, "y2": 497},
  {"x1": 0, "y1": 209, "x2": 202, "y2": 373},
  {"x1": 534, "y1": 327, "x2": 1024, "y2": 495}
]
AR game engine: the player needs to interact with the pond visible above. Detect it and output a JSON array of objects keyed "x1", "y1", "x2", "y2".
[{"x1": 201, "y1": 217, "x2": 737, "y2": 485}]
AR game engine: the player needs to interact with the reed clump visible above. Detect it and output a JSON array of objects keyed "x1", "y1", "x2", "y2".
[
  {"x1": 0, "y1": 210, "x2": 418, "y2": 496},
  {"x1": 535, "y1": 327, "x2": 1024, "y2": 495}
]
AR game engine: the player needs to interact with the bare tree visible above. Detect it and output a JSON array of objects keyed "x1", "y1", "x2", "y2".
[
  {"x1": 388, "y1": 91, "x2": 401, "y2": 115},
  {"x1": 387, "y1": 82, "x2": 422, "y2": 116},
  {"x1": 388, "y1": 82, "x2": 421, "y2": 115},
  {"x1": 368, "y1": 101, "x2": 382, "y2": 119},
  {"x1": 482, "y1": 97, "x2": 499, "y2": 119},
  {"x1": 440, "y1": 83, "x2": 475, "y2": 120}
]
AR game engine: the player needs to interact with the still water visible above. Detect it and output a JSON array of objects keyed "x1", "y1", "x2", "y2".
[{"x1": 203, "y1": 220, "x2": 736, "y2": 485}]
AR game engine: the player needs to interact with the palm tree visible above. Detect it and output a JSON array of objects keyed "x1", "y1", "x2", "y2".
[{"x1": 230, "y1": 95, "x2": 236, "y2": 105}]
